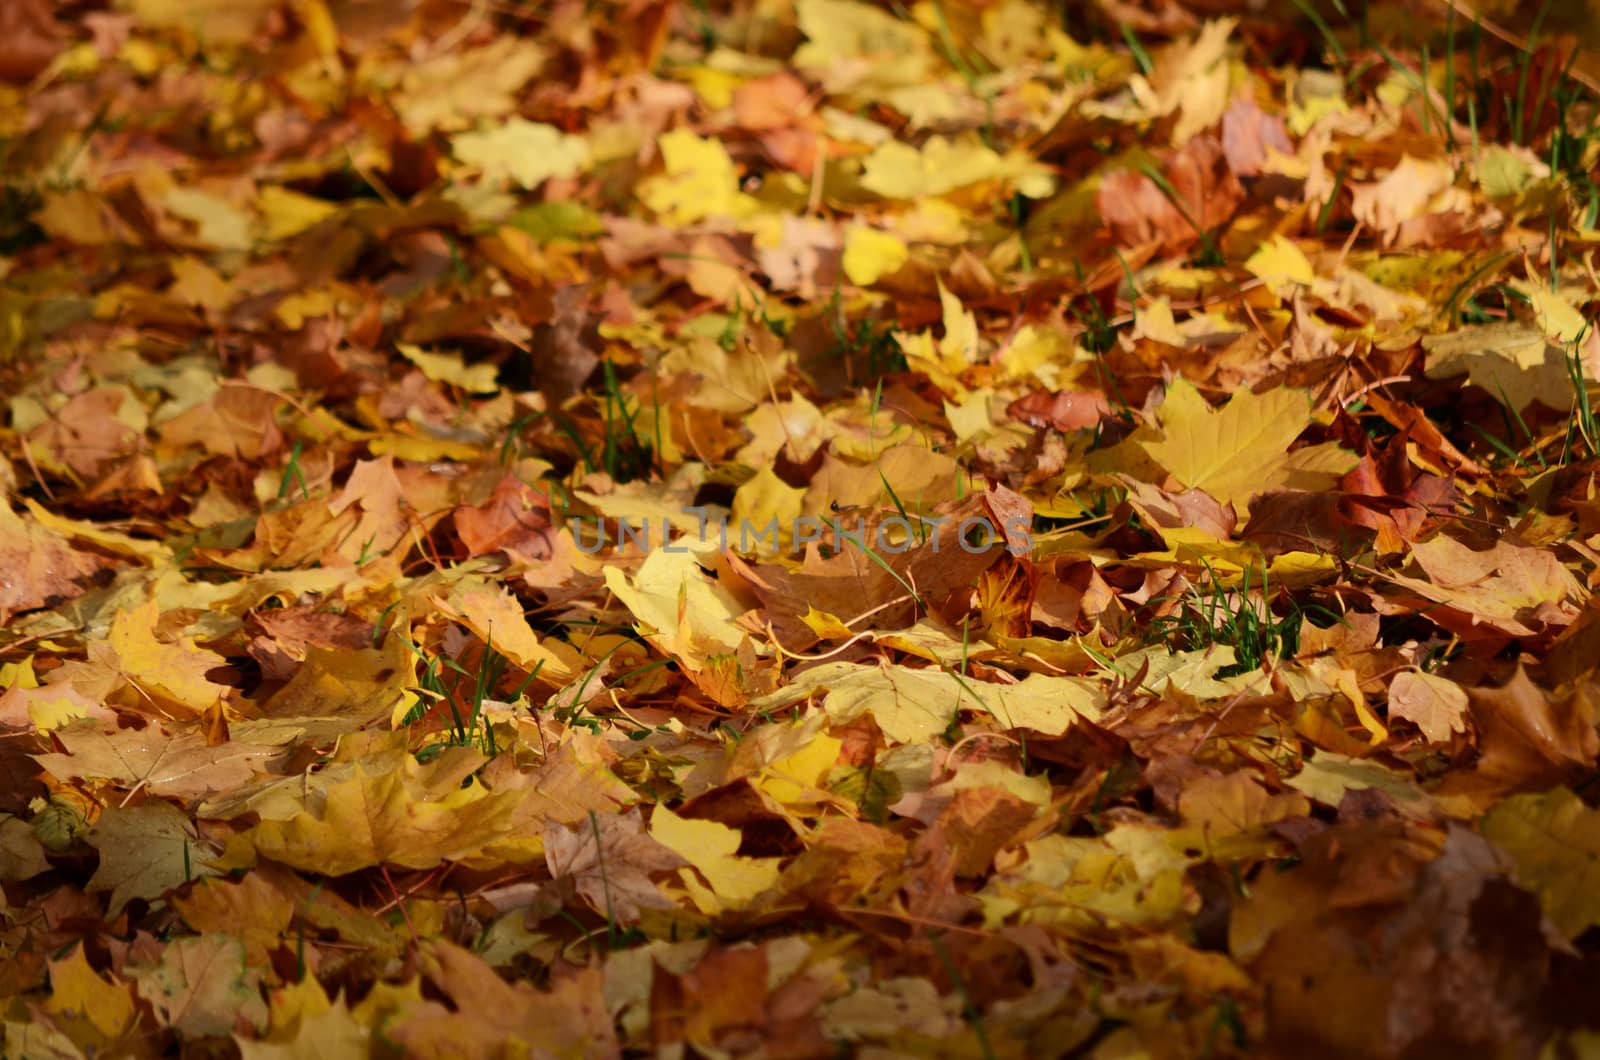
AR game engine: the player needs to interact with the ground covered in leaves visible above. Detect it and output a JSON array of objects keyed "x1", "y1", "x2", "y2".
[{"x1": 3, "y1": 0, "x2": 1600, "y2": 1056}]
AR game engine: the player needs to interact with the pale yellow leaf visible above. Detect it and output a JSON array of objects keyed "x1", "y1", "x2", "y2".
[
  {"x1": 650, "y1": 805, "x2": 782, "y2": 912},
  {"x1": 841, "y1": 225, "x2": 908, "y2": 285},
  {"x1": 1244, "y1": 234, "x2": 1315, "y2": 292},
  {"x1": 396, "y1": 343, "x2": 500, "y2": 394},
  {"x1": 256, "y1": 186, "x2": 338, "y2": 241},
  {"x1": 639, "y1": 130, "x2": 755, "y2": 225},
  {"x1": 1140, "y1": 379, "x2": 1326, "y2": 512},
  {"x1": 1387, "y1": 669, "x2": 1468, "y2": 743},
  {"x1": 1483, "y1": 786, "x2": 1600, "y2": 938},
  {"x1": 451, "y1": 118, "x2": 588, "y2": 190}
]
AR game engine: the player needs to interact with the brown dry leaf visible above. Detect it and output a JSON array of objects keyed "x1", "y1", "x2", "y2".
[
  {"x1": 1386, "y1": 533, "x2": 1585, "y2": 638},
  {"x1": 23, "y1": 388, "x2": 141, "y2": 480},
  {"x1": 387, "y1": 942, "x2": 619, "y2": 1059},
  {"x1": 0, "y1": 503, "x2": 113, "y2": 623},
  {"x1": 1098, "y1": 168, "x2": 1194, "y2": 251},
  {"x1": 1221, "y1": 94, "x2": 1294, "y2": 177},
  {"x1": 542, "y1": 808, "x2": 685, "y2": 924},
  {"x1": 1387, "y1": 669, "x2": 1468, "y2": 743},
  {"x1": 35, "y1": 719, "x2": 297, "y2": 804},
  {"x1": 130, "y1": 934, "x2": 269, "y2": 1039},
  {"x1": 646, "y1": 947, "x2": 790, "y2": 1056},
  {"x1": 86, "y1": 800, "x2": 221, "y2": 915},
  {"x1": 326, "y1": 456, "x2": 419, "y2": 565},
  {"x1": 0, "y1": 0, "x2": 61, "y2": 81},
  {"x1": 172, "y1": 871, "x2": 294, "y2": 970},
  {"x1": 159, "y1": 386, "x2": 284, "y2": 460},
  {"x1": 1435, "y1": 665, "x2": 1599, "y2": 809},
  {"x1": 1177, "y1": 771, "x2": 1310, "y2": 846},
  {"x1": 246, "y1": 606, "x2": 371, "y2": 682},
  {"x1": 0, "y1": 813, "x2": 50, "y2": 882},
  {"x1": 1349, "y1": 155, "x2": 1458, "y2": 244},
  {"x1": 487, "y1": 732, "x2": 638, "y2": 830},
  {"x1": 1006, "y1": 389, "x2": 1114, "y2": 432},
  {"x1": 930, "y1": 786, "x2": 1038, "y2": 877},
  {"x1": 1234, "y1": 822, "x2": 1554, "y2": 1058},
  {"x1": 432, "y1": 579, "x2": 584, "y2": 684},
  {"x1": 453, "y1": 471, "x2": 554, "y2": 561},
  {"x1": 235, "y1": 993, "x2": 370, "y2": 1060}
]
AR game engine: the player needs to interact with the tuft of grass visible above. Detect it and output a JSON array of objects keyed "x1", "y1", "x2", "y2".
[
  {"x1": 598, "y1": 359, "x2": 657, "y2": 483},
  {"x1": 545, "y1": 360, "x2": 658, "y2": 484},
  {"x1": 277, "y1": 439, "x2": 311, "y2": 501},
  {"x1": 1467, "y1": 388, "x2": 1543, "y2": 472},
  {"x1": 1560, "y1": 326, "x2": 1598, "y2": 465},
  {"x1": 1068, "y1": 261, "x2": 1135, "y2": 425},
  {"x1": 1369, "y1": 37, "x2": 1447, "y2": 136},
  {"x1": 1070, "y1": 277, "x2": 1118, "y2": 357},
  {"x1": 1443, "y1": 3, "x2": 1457, "y2": 148},
  {"x1": 499, "y1": 410, "x2": 546, "y2": 466},
  {"x1": 401, "y1": 636, "x2": 543, "y2": 754},
  {"x1": 1442, "y1": 255, "x2": 1514, "y2": 326},
  {"x1": 827, "y1": 289, "x2": 907, "y2": 384},
  {"x1": 1144, "y1": 565, "x2": 1327, "y2": 677},
  {"x1": 1510, "y1": 0, "x2": 1555, "y2": 145},
  {"x1": 867, "y1": 381, "x2": 929, "y2": 547}
]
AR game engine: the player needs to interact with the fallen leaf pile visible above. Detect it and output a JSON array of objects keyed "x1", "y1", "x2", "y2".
[{"x1": 2, "y1": 0, "x2": 1600, "y2": 1055}]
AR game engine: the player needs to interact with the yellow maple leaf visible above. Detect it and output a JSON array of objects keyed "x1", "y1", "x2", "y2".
[
  {"x1": 841, "y1": 225, "x2": 909, "y2": 285},
  {"x1": 895, "y1": 281, "x2": 978, "y2": 397},
  {"x1": 799, "y1": 606, "x2": 856, "y2": 640},
  {"x1": 162, "y1": 186, "x2": 255, "y2": 250},
  {"x1": 1508, "y1": 278, "x2": 1589, "y2": 343},
  {"x1": 1482, "y1": 786, "x2": 1600, "y2": 938},
  {"x1": 755, "y1": 720, "x2": 843, "y2": 807},
  {"x1": 793, "y1": 0, "x2": 933, "y2": 93},
  {"x1": 109, "y1": 600, "x2": 229, "y2": 716},
  {"x1": 730, "y1": 467, "x2": 806, "y2": 556},
  {"x1": 394, "y1": 36, "x2": 547, "y2": 135},
  {"x1": 859, "y1": 134, "x2": 1054, "y2": 200},
  {"x1": 638, "y1": 130, "x2": 756, "y2": 225},
  {"x1": 432, "y1": 580, "x2": 583, "y2": 685},
  {"x1": 1386, "y1": 532, "x2": 1584, "y2": 636},
  {"x1": 602, "y1": 545, "x2": 751, "y2": 668},
  {"x1": 1387, "y1": 669, "x2": 1468, "y2": 743},
  {"x1": 128, "y1": 0, "x2": 277, "y2": 44},
  {"x1": 42, "y1": 947, "x2": 141, "y2": 1050},
  {"x1": 776, "y1": 660, "x2": 1102, "y2": 742},
  {"x1": 650, "y1": 804, "x2": 782, "y2": 913},
  {"x1": 256, "y1": 186, "x2": 338, "y2": 241},
  {"x1": 450, "y1": 118, "x2": 588, "y2": 190},
  {"x1": 1422, "y1": 322, "x2": 1576, "y2": 412},
  {"x1": 243, "y1": 764, "x2": 522, "y2": 875},
  {"x1": 1244, "y1": 234, "x2": 1316, "y2": 293},
  {"x1": 980, "y1": 830, "x2": 1190, "y2": 929},
  {"x1": 396, "y1": 343, "x2": 500, "y2": 394},
  {"x1": 1140, "y1": 379, "x2": 1354, "y2": 512}
]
